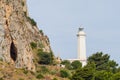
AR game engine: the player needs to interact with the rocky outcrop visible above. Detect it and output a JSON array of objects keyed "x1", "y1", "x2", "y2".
[{"x1": 0, "y1": 0, "x2": 51, "y2": 71}]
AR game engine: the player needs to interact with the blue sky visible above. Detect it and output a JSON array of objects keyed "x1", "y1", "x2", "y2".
[{"x1": 27, "y1": 0, "x2": 120, "y2": 64}]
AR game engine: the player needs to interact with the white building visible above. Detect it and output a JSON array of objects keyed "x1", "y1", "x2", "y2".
[
  {"x1": 77, "y1": 27, "x2": 87, "y2": 66},
  {"x1": 67, "y1": 27, "x2": 87, "y2": 67}
]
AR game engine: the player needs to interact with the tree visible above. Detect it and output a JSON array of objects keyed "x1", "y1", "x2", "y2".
[
  {"x1": 116, "y1": 67, "x2": 120, "y2": 73},
  {"x1": 108, "y1": 60, "x2": 118, "y2": 73},
  {"x1": 87, "y1": 52, "x2": 118, "y2": 72},
  {"x1": 108, "y1": 60, "x2": 118, "y2": 68},
  {"x1": 71, "y1": 62, "x2": 95, "y2": 80},
  {"x1": 71, "y1": 60, "x2": 82, "y2": 70},
  {"x1": 112, "y1": 72, "x2": 120, "y2": 80},
  {"x1": 71, "y1": 67, "x2": 94, "y2": 80},
  {"x1": 37, "y1": 51, "x2": 54, "y2": 65},
  {"x1": 61, "y1": 60, "x2": 72, "y2": 70},
  {"x1": 60, "y1": 69, "x2": 70, "y2": 78},
  {"x1": 71, "y1": 52, "x2": 119, "y2": 80},
  {"x1": 94, "y1": 70, "x2": 113, "y2": 80}
]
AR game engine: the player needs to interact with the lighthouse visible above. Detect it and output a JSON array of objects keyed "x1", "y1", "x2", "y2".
[{"x1": 77, "y1": 27, "x2": 87, "y2": 66}]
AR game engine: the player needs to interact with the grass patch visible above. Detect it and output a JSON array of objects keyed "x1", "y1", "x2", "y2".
[{"x1": 36, "y1": 73, "x2": 44, "y2": 79}]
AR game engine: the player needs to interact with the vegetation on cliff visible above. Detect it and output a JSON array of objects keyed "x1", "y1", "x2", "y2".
[
  {"x1": 1, "y1": 46, "x2": 120, "y2": 80},
  {"x1": 1, "y1": 0, "x2": 120, "y2": 80}
]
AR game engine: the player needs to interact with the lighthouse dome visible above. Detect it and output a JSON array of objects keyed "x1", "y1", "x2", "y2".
[{"x1": 77, "y1": 30, "x2": 86, "y2": 36}]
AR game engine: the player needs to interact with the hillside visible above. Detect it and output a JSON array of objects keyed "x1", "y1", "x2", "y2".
[
  {"x1": 0, "y1": 0, "x2": 51, "y2": 71},
  {"x1": 0, "y1": 0, "x2": 71, "y2": 80},
  {"x1": 0, "y1": 60, "x2": 70, "y2": 80}
]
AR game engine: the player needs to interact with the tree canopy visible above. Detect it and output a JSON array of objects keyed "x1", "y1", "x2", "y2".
[
  {"x1": 71, "y1": 52, "x2": 119, "y2": 80},
  {"x1": 71, "y1": 60, "x2": 82, "y2": 70},
  {"x1": 37, "y1": 51, "x2": 54, "y2": 65},
  {"x1": 87, "y1": 52, "x2": 118, "y2": 71}
]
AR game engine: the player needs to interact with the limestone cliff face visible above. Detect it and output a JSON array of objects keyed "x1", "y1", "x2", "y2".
[{"x1": 0, "y1": 0, "x2": 51, "y2": 71}]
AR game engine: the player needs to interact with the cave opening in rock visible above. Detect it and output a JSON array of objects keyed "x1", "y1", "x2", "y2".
[
  {"x1": 10, "y1": 41, "x2": 17, "y2": 62},
  {"x1": 6, "y1": 20, "x2": 8, "y2": 26}
]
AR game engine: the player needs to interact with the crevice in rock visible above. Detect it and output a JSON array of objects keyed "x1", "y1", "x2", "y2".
[
  {"x1": 6, "y1": 20, "x2": 8, "y2": 26},
  {"x1": 10, "y1": 41, "x2": 17, "y2": 62}
]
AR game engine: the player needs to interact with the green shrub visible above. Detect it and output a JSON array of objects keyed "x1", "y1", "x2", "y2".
[
  {"x1": 30, "y1": 71, "x2": 35, "y2": 75},
  {"x1": 23, "y1": 69, "x2": 28, "y2": 74},
  {"x1": 19, "y1": 78, "x2": 24, "y2": 80},
  {"x1": 71, "y1": 60, "x2": 82, "y2": 70},
  {"x1": 30, "y1": 42, "x2": 37, "y2": 49},
  {"x1": 27, "y1": 17, "x2": 37, "y2": 26},
  {"x1": 112, "y1": 72, "x2": 120, "y2": 80},
  {"x1": 21, "y1": 1, "x2": 24, "y2": 6},
  {"x1": 0, "y1": 78, "x2": 3, "y2": 80},
  {"x1": 61, "y1": 60, "x2": 72, "y2": 70},
  {"x1": 60, "y1": 69, "x2": 70, "y2": 78},
  {"x1": 40, "y1": 66, "x2": 49, "y2": 74},
  {"x1": 38, "y1": 42, "x2": 44, "y2": 48},
  {"x1": 37, "y1": 49, "x2": 43, "y2": 52},
  {"x1": 39, "y1": 30, "x2": 42, "y2": 33},
  {"x1": 36, "y1": 73, "x2": 44, "y2": 79},
  {"x1": 0, "y1": 58, "x2": 3, "y2": 61},
  {"x1": 50, "y1": 70, "x2": 57, "y2": 75},
  {"x1": 37, "y1": 51, "x2": 54, "y2": 65},
  {"x1": 53, "y1": 78, "x2": 58, "y2": 80}
]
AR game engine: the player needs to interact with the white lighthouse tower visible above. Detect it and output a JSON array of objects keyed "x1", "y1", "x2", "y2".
[{"x1": 77, "y1": 27, "x2": 87, "y2": 66}]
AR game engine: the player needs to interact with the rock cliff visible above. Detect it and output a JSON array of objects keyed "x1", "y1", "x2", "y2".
[{"x1": 0, "y1": 0, "x2": 51, "y2": 71}]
